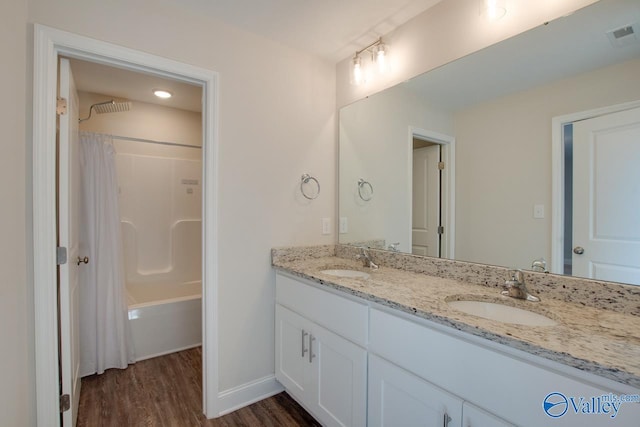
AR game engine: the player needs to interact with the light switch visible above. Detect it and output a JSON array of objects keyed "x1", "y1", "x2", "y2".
[
  {"x1": 533, "y1": 204, "x2": 545, "y2": 219},
  {"x1": 322, "y1": 217, "x2": 331, "y2": 235},
  {"x1": 339, "y1": 217, "x2": 348, "y2": 234}
]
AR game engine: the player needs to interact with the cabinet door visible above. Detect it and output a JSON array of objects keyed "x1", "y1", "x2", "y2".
[
  {"x1": 275, "y1": 304, "x2": 312, "y2": 402},
  {"x1": 308, "y1": 323, "x2": 367, "y2": 427},
  {"x1": 462, "y1": 402, "x2": 514, "y2": 427},
  {"x1": 369, "y1": 354, "x2": 463, "y2": 427}
]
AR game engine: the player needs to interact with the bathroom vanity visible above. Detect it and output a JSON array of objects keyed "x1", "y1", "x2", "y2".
[{"x1": 272, "y1": 245, "x2": 640, "y2": 427}]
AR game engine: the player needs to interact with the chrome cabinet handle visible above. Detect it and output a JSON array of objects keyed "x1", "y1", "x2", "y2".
[
  {"x1": 443, "y1": 413, "x2": 452, "y2": 427},
  {"x1": 301, "y1": 330, "x2": 308, "y2": 357},
  {"x1": 77, "y1": 256, "x2": 89, "y2": 265},
  {"x1": 573, "y1": 246, "x2": 585, "y2": 255},
  {"x1": 309, "y1": 335, "x2": 316, "y2": 363}
]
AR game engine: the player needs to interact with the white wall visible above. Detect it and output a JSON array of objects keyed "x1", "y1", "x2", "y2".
[
  {"x1": 339, "y1": 85, "x2": 452, "y2": 252},
  {"x1": 29, "y1": 0, "x2": 336, "y2": 395},
  {"x1": 78, "y1": 91, "x2": 202, "y2": 147},
  {"x1": 336, "y1": 0, "x2": 598, "y2": 107},
  {"x1": 454, "y1": 58, "x2": 640, "y2": 269},
  {"x1": 0, "y1": 0, "x2": 34, "y2": 425},
  {"x1": 18, "y1": 0, "x2": 335, "y2": 422}
]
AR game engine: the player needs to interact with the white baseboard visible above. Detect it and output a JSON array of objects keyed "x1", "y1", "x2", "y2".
[{"x1": 217, "y1": 375, "x2": 284, "y2": 416}]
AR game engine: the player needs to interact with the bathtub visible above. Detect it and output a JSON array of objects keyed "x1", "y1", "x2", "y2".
[{"x1": 127, "y1": 280, "x2": 202, "y2": 361}]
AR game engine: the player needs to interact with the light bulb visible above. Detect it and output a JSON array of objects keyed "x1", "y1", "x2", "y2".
[
  {"x1": 350, "y1": 55, "x2": 363, "y2": 86},
  {"x1": 375, "y1": 43, "x2": 388, "y2": 74},
  {"x1": 480, "y1": 0, "x2": 506, "y2": 21}
]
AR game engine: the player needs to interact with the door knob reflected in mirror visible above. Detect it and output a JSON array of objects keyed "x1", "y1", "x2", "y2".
[
  {"x1": 77, "y1": 256, "x2": 89, "y2": 265},
  {"x1": 573, "y1": 246, "x2": 585, "y2": 255}
]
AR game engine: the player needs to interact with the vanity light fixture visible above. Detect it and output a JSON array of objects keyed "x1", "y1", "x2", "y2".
[
  {"x1": 480, "y1": 0, "x2": 507, "y2": 21},
  {"x1": 153, "y1": 89, "x2": 173, "y2": 99},
  {"x1": 350, "y1": 37, "x2": 389, "y2": 86}
]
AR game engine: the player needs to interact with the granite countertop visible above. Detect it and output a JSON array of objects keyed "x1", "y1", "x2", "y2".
[{"x1": 272, "y1": 253, "x2": 640, "y2": 390}]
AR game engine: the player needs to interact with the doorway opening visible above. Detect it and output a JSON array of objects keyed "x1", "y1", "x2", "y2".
[
  {"x1": 408, "y1": 127, "x2": 455, "y2": 259},
  {"x1": 552, "y1": 100, "x2": 640, "y2": 285},
  {"x1": 562, "y1": 123, "x2": 573, "y2": 275},
  {"x1": 58, "y1": 55, "x2": 205, "y2": 425},
  {"x1": 33, "y1": 25, "x2": 220, "y2": 424}
]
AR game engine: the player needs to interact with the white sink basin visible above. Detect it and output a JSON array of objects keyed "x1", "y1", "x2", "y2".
[
  {"x1": 320, "y1": 269, "x2": 370, "y2": 279},
  {"x1": 448, "y1": 300, "x2": 557, "y2": 326}
]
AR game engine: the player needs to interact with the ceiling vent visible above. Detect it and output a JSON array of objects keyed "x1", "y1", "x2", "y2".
[{"x1": 606, "y1": 23, "x2": 639, "y2": 47}]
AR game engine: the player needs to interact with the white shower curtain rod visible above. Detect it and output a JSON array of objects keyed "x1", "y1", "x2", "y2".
[{"x1": 111, "y1": 134, "x2": 202, "y2": 149}]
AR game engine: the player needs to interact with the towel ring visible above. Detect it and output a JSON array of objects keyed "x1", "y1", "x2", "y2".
[
  {"x1": 358, "y1": 178, "x2": 373, "y2": 201},
  {"x1": 301, "y1": 174, "x2": 320, "y2": 200}
]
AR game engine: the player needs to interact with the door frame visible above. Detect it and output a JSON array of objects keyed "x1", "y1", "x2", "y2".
[
  {"x1": 408, "y1": 127, "x2": 455, "y2": 259},
  {"x1": 550, "y1": 99, "x2": 640, "y2": 274},
  {"x1": 33, "y1": 24, "x2": 220, "y2": 423}
]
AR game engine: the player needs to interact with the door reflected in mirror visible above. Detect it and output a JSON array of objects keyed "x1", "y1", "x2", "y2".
[{"x1": 411, "y1": 138, "x2": 441, "y2": 257}]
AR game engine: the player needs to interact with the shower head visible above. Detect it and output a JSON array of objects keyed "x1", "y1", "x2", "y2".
[
  {"x1": 79, "y1": 98, "x2": 131, "y2": 122},
  {"x1": 93, "y1": 99, "x2": 130, "y2": 113}
]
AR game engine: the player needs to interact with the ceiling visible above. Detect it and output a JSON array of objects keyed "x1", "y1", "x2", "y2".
[
  {"x1": 69, "y1": 0, "x2": 443, "y2": 113},
  {"x1": 69, "y1": 59, "x2": 203, "y2": 112},
  {"x1": 172, "y1": 0, "x2": 442, "y2": 62},
  {"x1": 70, "y1": 0, "x2": 640, "y2": 115},
  {"x1": 404, "y1": 0, "x2": 640, "y2": 111}
]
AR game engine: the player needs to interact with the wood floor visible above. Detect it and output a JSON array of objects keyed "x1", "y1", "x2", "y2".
[{"x1": 77, "y1": 347, "x2": 321, "y2": 426}]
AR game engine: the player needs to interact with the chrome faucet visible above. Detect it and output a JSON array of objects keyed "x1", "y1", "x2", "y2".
[
  {"x1": 356, "y1": 247, "x2": 378, "y2": 269},
  {"x1": 502, "y1": 269, "x2": 539, "y2": 302},
  {"x1": 387, "y1": 242, "x2": 400, "y2": 252},
  {"x1": 531, "y1": 257, "x2": 548, "y2": 273}
]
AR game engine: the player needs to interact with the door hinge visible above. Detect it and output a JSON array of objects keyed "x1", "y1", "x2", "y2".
[
  {"x1": 56, "y1": 247, "x2": 67, "y2": 265},
  {"x1": 438, "y1": 161, "x2": 445, "y2": 170},
  {"x1": 437, "y1": 226, "x2": 444, "y2": 235},
  {"x1": 57, "y1": 97, "x2": 68, "y2": 116},
  {"x1": 60, "y1": 394, "x2": 70, "y2": 413}
]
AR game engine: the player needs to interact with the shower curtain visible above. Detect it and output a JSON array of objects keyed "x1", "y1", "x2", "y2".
[{"x1": 79, "y1": 131, "x2": 135, "y2": 376}]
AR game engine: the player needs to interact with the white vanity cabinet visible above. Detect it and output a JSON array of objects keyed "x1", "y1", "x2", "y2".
[
  {"x1": 275, "y1": 271, "x2": 640, "y2": 427},
  {"x1": 275, "y1": 273, "x2": 368, "y2": 427},
  {"x1": 369, "y1": 308, "x2": 640, "y2": 427}
]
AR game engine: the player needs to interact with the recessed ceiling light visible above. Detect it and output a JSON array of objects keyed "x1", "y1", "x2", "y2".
[{"x1": 153, "y1": 89, "x2": 172, "y2": 99}]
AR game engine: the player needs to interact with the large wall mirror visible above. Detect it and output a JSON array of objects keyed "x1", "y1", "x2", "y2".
[{"x1": 339, "y1": 0, "x2": 640, "y2": 285}]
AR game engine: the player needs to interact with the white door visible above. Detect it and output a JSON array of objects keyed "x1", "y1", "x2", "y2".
[
  {"x1": 573, "y1": 106, "x2": 640, "y2": 285},
  {"x1": 58, "y1": 57, "x2": 82, "y2": 426},
  {"x1": 368, "y1": 354, "x2": 462, "y2": 427},
  {"x1": 275, "y1": 304, "x2": 311, "y2": 402},
  {"x1": 309, "y1": 323, "x2": 367, "y2": 427},
  {"x1": 412, "y1": 145, "x2": 440, "y2": 256}
]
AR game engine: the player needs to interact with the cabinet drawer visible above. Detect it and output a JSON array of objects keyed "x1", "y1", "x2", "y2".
[{"x1": 276, "y1": 272, "x2": 368, "y2": 346}]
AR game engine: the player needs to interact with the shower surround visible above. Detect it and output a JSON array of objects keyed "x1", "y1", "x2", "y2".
[{"x1": 116, "y1": 145, "x2": 203, "y2": 361}]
